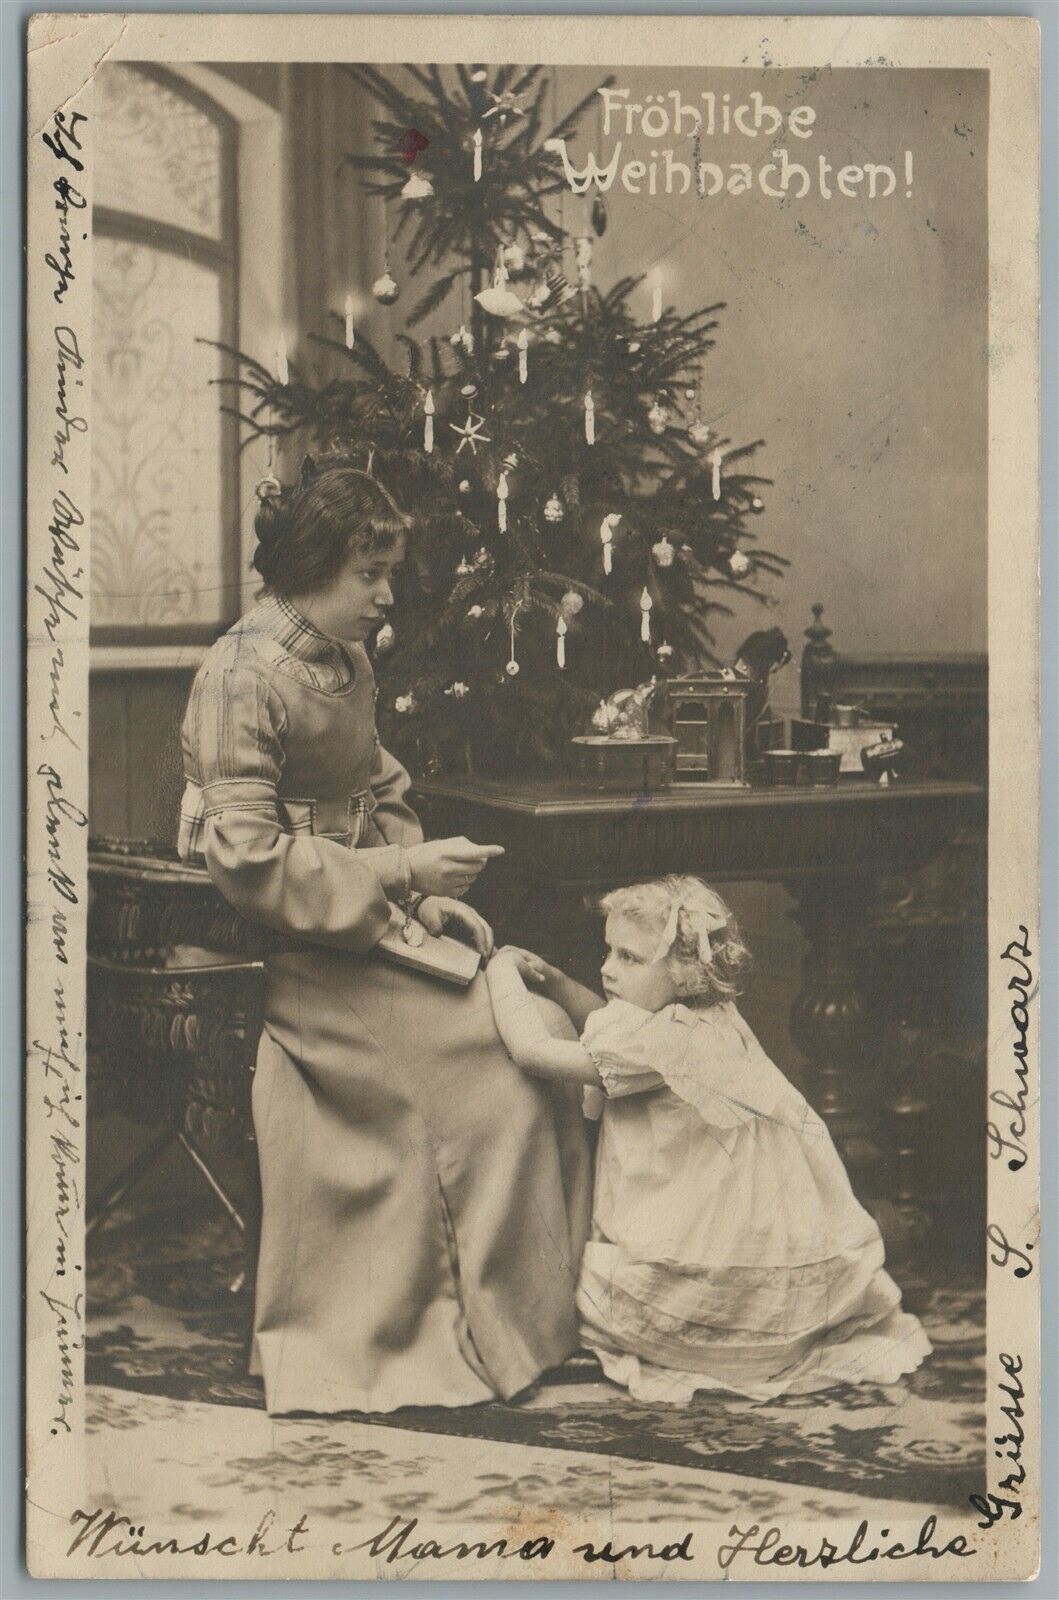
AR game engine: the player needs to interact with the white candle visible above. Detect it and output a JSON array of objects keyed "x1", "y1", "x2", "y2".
[
  {"x1": 344, "y1": 295, "x2": 355, "y2": 349},
  {"x1": 709, "y1": 449, "x2": 723, "y2": 501},
  {"x1": 497, "y1": 470, "x2": 509, "y2": 532},
  {"x1": 517, "y1": 328, "x2": 528, "y2": 384},
  {"x1": 423, "y1": 388, "x2": 434, "y2": 454},
  {"x1": 640, "y1": 586, "x2": 653, "y2": 642},
  {"x1": 584, "y1": 389, "x2": 595, "y2": 445},
  {"x1": 556, "y1": 614, "x2": 567, "y2": 669},
  {"x1": 276, "y1": 335, "x2": 289, "y2": 386},
  {"x1": 651, "y1": 270, "x2": 662, "y2": 323},
  {"x1": 473, "y1": 128, "x2": 483, "y2": 182},
  {"x1": 600, "y1": 515, "x2": 615, "y2": 575}
]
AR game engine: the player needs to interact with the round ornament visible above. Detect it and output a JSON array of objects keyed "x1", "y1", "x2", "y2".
[
  {"x1": 543, "y1": 494, "x2": 563, "y2": 523},
  {"x1": 394, "y1": 692, "x2": 416, "y2": 714},
  {"x1": 467, "y1": 604, "x2": 485, "y2": 619},
  {"x1": 502, "y1": 242, "x2": 526, "y2": 274},
  {"x1": 446, "y1": 681, "x2": 470, "y2": 699},
  {"x1": 652, "y1": 536, "x2": 676, "y2": 568},
  {"x1": 560, "y1": 590, "x2": 584, "y2": 618},
  {"x1": 372, "y1": 271, "x2": 400, "y2": 305},
  {"x1": 526, "y1": 279, "x2": 550, "y2": 310},
  {"x1": 729, "y1": 550, "x2": 752, "y2": 578},
  {"x1": 684, "y1": 387, "x2": 697, "y2": 400},
  {"x1": 751, "y1": 496, "x2": 765, "y2": 512},
  {"x1": 458, "y1": 478, "x2": 472, "y2": 494},
  {"x1": 688, "y1": 418, "x2": 711, "y2": 446},
  {"x1": 543, "y1": 328, "x2": 562, "y2": 345},
  {"x1": 647, "y1": 401, "x2": 669, "y2": 436},
  {"x1": 627, "y1": 340, "x2": 642, "y2": 354},
  {"x1": 470, "y1": 67, "x2": 488, "y2": 83},
  {"x1": 373, "y1": 621, "x2": 395, "y2": 653},
  {"x1": 460, "y1": 383, "x2": 478, "y2": 398},
  {"x1": 505, "y1": 659, "x2": 520, "y2": 677},
  {"x1": 657, "y1": 642, "x2": 674, "y2": 662},
  {"x1": 450, "y1": 324, "x2": 475, "y2": 353}
]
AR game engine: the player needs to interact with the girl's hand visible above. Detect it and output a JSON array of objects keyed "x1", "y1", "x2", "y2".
[
  {"x1": 492, "y1": 945, "x2": 561, "y2": 992},
  {"x1": 416, "y1": 895, "x2": 494, "y2": 958},
  {"x1": 405, "y1": 837, "x2": 504, "y2": 898}
]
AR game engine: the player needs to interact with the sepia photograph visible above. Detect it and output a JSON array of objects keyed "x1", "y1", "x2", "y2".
[{"x1": 25, "y1": 13, "x2": 1040, "y2": 1581}]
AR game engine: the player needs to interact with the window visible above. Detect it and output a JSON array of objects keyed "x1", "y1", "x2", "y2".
[{"x1": 91, "y1": 64, "x2": 241, "y2": 643}]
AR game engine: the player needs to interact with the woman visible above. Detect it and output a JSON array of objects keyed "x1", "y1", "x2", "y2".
[{"x1": 178, "y1": 459, "x2": 590, "y2": 1415}]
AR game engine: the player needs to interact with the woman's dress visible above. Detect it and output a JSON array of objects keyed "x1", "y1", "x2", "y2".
[
  {"x1": 576, "y1": 998, "x2": 931, "y2": 1403},
  {"x1": 179, "y1": 594, "x2": 590, "y2": 1415}
]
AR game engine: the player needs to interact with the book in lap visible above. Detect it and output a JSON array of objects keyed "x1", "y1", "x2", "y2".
[{"x1": 376, "y1": 906, "x2": 482, "y2": 986}]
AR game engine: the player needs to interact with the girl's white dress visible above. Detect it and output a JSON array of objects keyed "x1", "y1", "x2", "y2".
[{"x1": 577, "y1": 997, "x2": 931, "y2": 1403}]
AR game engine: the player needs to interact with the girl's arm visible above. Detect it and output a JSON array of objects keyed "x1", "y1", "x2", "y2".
[
  {"x1": 487, "y1": 956, "x2": 602, "y2": 1087},
  {"x1": 496, "y1": 946, "x2": 607, "y2": 1033}
]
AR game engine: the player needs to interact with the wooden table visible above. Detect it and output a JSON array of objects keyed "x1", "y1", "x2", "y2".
[{"x1": 414, "y1": 774, "x2": 987, "y2": 1262}]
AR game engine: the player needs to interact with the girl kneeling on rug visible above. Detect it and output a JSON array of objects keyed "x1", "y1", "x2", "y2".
[{"x1": 486, "y1": 876, "x2": 931, "y2": 1404}]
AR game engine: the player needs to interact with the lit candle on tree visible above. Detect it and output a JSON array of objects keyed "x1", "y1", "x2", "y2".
[
  {"x1": 640, "y1": 586, "x2": 653, "y2": 641},
  {"x1": 556, "y1": 614, "x2": 567, "y2": 669},
  {"x1": 517, "y1": 328, "x2": 529, "y2": 384},
  {"x1": 584, "y1": 389, "x2": 595, "y2": 445},
  {"x1": 651, "y1": 270, "x2": 663, "y2": 323},
  {"x1": 423, "y1": 388, "x2": 434, "y2": 454},
  {"x1": 344, "y1": 295, "x2": 355, "y2": 350},
  {"x1": 709, "y1": 448, "x2": 723, "y2": 501},
  {"x1": 497, "y1": 470, "x2": 509, "y2": 531},
  {"x1": 276, "y1": 335, "x2": 289, "y2": 386},
  {"x1": 472, "y1": 128, "x2": 483, "y2": 182}
]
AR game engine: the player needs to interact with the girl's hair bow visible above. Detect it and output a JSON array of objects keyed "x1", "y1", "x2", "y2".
[{"x1": 652, "y1": 893, "x2": 729, "y2": 964}]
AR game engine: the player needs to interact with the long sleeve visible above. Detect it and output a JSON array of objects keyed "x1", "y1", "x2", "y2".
[
  {"x1": 368, "y1": 740, "x2": 424, "y2": 849},
  {"x1": 186, "y1": 664, "x2": 398, "y2": 953}
]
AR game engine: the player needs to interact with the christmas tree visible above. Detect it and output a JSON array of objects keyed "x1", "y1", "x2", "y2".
[{"x1": 219, "y1": 63, "x2": 785, "y2": 775}]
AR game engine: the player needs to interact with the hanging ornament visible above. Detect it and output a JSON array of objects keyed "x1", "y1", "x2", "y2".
[
  {"x1": 475, "y1": 254, "x2": 525, "y2": 319},
  {"x1": 543, "y1": 493, "x2": 563, "y2": 524},
  {"x1": 684, "y1": 388, "x2": 697, "y2": 401},
  {"x1": 460, "y1": 383, "x2": 478, "y2": 398},
  {"x1": 526, "y1": 280, "x2": 550, "y2": 310},
  {"x1": 467, "y1": 604, "x2": 484, "y2": 619},
  {"x1": 599, "y1": 513, "x2": 620, "y2": 575},
  {"x1": 688, "y1": 417, "x2": 711, "y2": 447},
  {"x1": 470, "y1": 66, "x2": 488, "y2": 83},
  {"x1": 591, "y1": 194, "x2": 609, "y2": 236},
  {"x1": 423, "y1": 388, "x2": 435, "y2": 454},
  {"x1": 560, "y1": 589, "x2": 584, "y2": 618},
  {"x1": 657, "y1": 642, "x2": 674, "y2": 663},
  {"x1": 372, "y1": 271, "x2": 400, "y2": 305},
  {"x1": 517, "y1": 327, "x2": 529, "y2": 384},
  {"x1": 449, "y1": 412, "x2": 491, "y2": 454},
  {"x1": 458, "y1": 478, "x2": 472, "y2": 494},
  {"x1": 473, "y1": 547, "x2": 491, "y2": 568},
  {"x1": 373, "y1": 621, "x2": 395, "y2": 654},
  {"x1": 543, "y1": 328, "x2": 562, "y2": 345},
  {"x1": 626, "y1": 339, "x2": 642, "y2": 355},
  {"x1": 450, "y1": 323, "x2": 475, "y2": 354},
  {"x1": 503, "y1": 452, "x2": 518, "y2": 470},
  {"x1": 584, "y1": 389, "x2": 596, "y2": 445},
  {"x1": 709, "y1": 448, "x2": 724, "y2": 501},
  {"x1": 456, "y1": 557, "x2": 475, "y2": 576},
  {"x1": 729, "y1": 550, "x2": 752, "y2": 578},
  {"x1": 401, "y1": 171, "x2": 434, "y2": 200},
  {"x1": 650, "y1": 269, "x2": 663, "y2": 323},
  {"x1": 647, "y1": 399, "x2": 669, "y2": 436},
  {"x1": 275, "y1": 335, "x2": 289, "y2": 386},
  {"x1": 497, "y1": 471, "x2": 509, "y2": 532},
  {"x1": 751, "y1": 496, "x2": 765, "y2": 512},
  {"x1": 472, "y1": 127, "x2": 483, "y2": 182},
  {"x1": 555, "y1": 614, "x2": 568, "y2": 669},
  {"x1": 446, "y1": 681, "x2": 470, "y2": 699},
  {"x1": 492, "y1": 343, "x2": 512, "y2": 364},
  {"x1": 640, "y1": 587, "x2": 654, "y2": 642},
  {"x1": 343, "y1": 296, "x2": 355, "y2": 350},
  {"x1": 502, "y1": 241, "x2": 526, "y2": 274},
  {"x1": 394, "y1": 693, "x2": 416, "y2": 714},
  {"x1": 505, "y1": 660, "x2": 520, "y2": 677},
  {"x1": 652, "y1": 536, "x2": 676, "y2": 568}
]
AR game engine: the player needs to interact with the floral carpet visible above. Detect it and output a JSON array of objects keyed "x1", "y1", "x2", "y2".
[{"x1": 87, "y1": 1204, "x2": 985, "y2": 1510}]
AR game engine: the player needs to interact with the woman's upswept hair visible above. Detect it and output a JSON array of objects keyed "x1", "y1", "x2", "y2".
[
  {"x1": 252, "y1": 455, "x2": 411, "y2": 594},
  {"x1": 599, "y1": 875, "x2": 752, "y2": 1006}
]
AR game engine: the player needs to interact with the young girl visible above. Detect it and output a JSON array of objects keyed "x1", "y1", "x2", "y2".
[{"x1": 486, "y1": 876, "x2": 931, "y2": 1404}]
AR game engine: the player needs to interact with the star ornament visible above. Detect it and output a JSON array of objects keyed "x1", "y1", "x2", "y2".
[
  {"x1": 450, "y1": 412, "x2": 491, "y2": 454},
  {"x1": 482, "y1": 89, "x2": 528, "y2": 120}
]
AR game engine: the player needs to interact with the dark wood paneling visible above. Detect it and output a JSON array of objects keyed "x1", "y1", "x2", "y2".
[{"x1": 89, "y1": 670, "x2": 194, "y2": 843}]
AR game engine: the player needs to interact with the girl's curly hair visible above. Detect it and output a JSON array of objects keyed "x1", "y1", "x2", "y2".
[{"x1": 599, "y1": 875, "x2": 752, "y2": 1006}]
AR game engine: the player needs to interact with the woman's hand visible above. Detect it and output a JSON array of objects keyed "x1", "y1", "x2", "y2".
[
  {"x1": 417, "y1": 895, "x2": 495, "y2": 958},
  {"x1": 405, "y1": 837, "x2": 504, "y2": 898}
]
